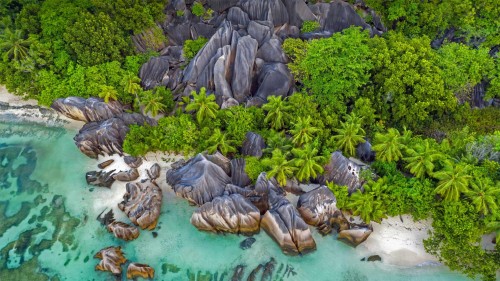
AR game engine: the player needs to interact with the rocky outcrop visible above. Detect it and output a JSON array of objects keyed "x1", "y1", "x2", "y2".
[
  {"x1": 261, "y1": 186, "x2": 316, "y2": 255},
  {"x1": 139, "y1": 56, "x2": 170, "y2": 90},
  {"x1": 75, "y1": 113, "x2": 156, "y2": 159},
  {"x1": 86, "y1": 170, "x2": 115, "y2": 188},
  {"x1": 190, "y1": 193, "x2": 260, "y2": 235},
  {"x1": 337, "y1": 224, "x2": 372, "y2": 247},
  {"x1": 356, "y1": 140, "x2": 375, "y2": 162},
  {"x1": 113, "y1": 168, "x2": 139, "y2": 182},
  {"x1": 230, "y1": 158, "x2": 251, "y2": 187},
  {"x1": 204, "y1": 151, "x2": 231, "y2": 176},
  {"x1": 127, "y1": 263, "x2": 155, "y2": 279},
  {"x1": 241, "y1": 132, "x2": 266, "y2": 158},
  {"x1": 106, "y1": 221, "x2": 140, "y2": 241},
  {"x1": 147, "y1": 163, "x2": 161, "y2": 181},
  {"x1": 94, "y1": 246, "x2": 127, "y2": 275},
  {"x1": 124, "y1": 156, "x2": 143, "y2": 168},
  {"x1": 297, "y1": 185, "x2": 348, "y2": 234},
  {"x1": 98, "y1": 159, "x2": 114, "y2": 169},
  {"x1": 166, "y1": 153, "x2": 231, "y2": 205},
  {"x1": 319, "y1": 151, "x2": 363, "y2": 194},
  {"x1": 118, "y1": 182, "x2": 163, "y2": 230},
  {"x1": 51, "y1": 97, "x2": 123, "y2": 123}
]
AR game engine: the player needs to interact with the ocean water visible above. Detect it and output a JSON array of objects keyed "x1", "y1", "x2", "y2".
[{"x1": 0, "y1": 120, "x2": 474, "y2": 281}]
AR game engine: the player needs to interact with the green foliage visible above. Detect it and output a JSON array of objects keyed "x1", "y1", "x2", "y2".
[
  {"x1": 373, "y1": 128, "x2": 409, "y2": 162},
  {"x1": 0, "y1": 28, "x2": 31, "y2": 62},
  {"x1": 64, "y1": 12, "x2": 130, "y2": 66},
  {"x1": 185, "y1": 87, "x2": 219, "y2": 125},
  {"x1": 433, "y1": 161, "x2": 472, "y2": 201},
  {"x1": 289, "y1": 116, "x2": 320, "y2": 147},
  {"x1": 465, "y1": 178, "x2": 499, "y2": 215},
  {"x1": 331, "y1": 114, "x2": 366, "y2": 157},
  {"x1": 98, "y1": 85, "x2": 118, "y2": 103},
  {"x1": 244, "y1": 156, "x2": 267, "y2": 183},
  {"x1": 347, "y1": 178, "x2": 389, "y2": 223},
  {"x1": 293, "y1": 27, "x2": 373, "y2": 112},
  {"x1": 300, "y1": 20, "x2": 320, "y2": 33},
  {"x1": 191, "y1": 2, "x2": 205, "y2": 17},
  {"x1": 326, "y1": 182, "x2": 349, "y2": 209},
  {"x1": 291, "y1": 144, "x2": 325, "y2": 182},
  {"x1": 404, "y1": 139, "x2": 446, "y2": 178},
  {"x1": 206, "y1": 128, "x2": 237, "y2": 156},
  {"x1": 262, "y1": 130, "x2": 293, "y2": 157},
  {"x1": 262, "y1": 95, "x2": 291, "y2": 130},
  {"x1": 183, "y1": 36, "x2": 208, "y2": 60},
  {"x1": 261, "y1": 149, "x2": 297, "y2": 186},
  {"x1": 140, "y1": 90, "x2": 167, "y2": 117},
  {"x1": 282, "y1": 38, "x2": 308, "y2": 78}
]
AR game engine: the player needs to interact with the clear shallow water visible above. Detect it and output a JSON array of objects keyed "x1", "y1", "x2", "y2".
[{"x1": 0, "y1": 120, "x2": 474, "y2": 281}]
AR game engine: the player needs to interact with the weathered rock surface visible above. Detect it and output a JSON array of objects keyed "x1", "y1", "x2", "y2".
[
  {"x1": 147, "y1": 163, "x2": 161, "y2": 181},
  {"x1": 127, "y1": 263, "x2": 155, "y2": 279},
  {"x1": 356, "y1": 140, "x2": 375, "y2": 162},
  {"x1": 230, "y1": 158, "x2": 252, "y2": 188},
  {"x1": 241, "y1": 132, "x2": 266, "y2": 158},
  {"x1": 204, "y1": 151, "x2": 231, "y2": 176},
  {"x1": 166, "y1": 153, "x2": 231, "y2": 206},
  {"x1": 297, "y1": 185, "x2": 348, "y2": 234},
  {"x1": 51, "y1": 97, "x2": 123, "y2": 123},
  {"x1": 319, "y1": 151, "x2": 363, "y2": 194},
  {"x1": 113, "y1": 168, "x2": 139, "y2": 182},
  {"x1": 86, "y1": 170, "x2": 115, "y2": 188},
  {"x1": 75, "y1": 113, "x2": 156, "y2": 159},
  {"x1": 191, "y1": 193, "x2": 260, "y2": 235},
  {"x1": 124, "y1": 156, "x2": 143, "y2": 168},
  {"x1": 118, "y1": 182, "x2": 162, "y2": 230},
  {"x1": 139, "y1": 56, "x2": 170, "y2": 90},
  {"x1": 337, "y1": 224, "x2": 372, "y2": 247},
  {"x1": 106, "y1": 221, "x2": 140, "y2": 241},
  {"x1": 97, "y1": 159, "x2": 114, "y2": 169},
  {"x1": 261, "y1": 187, "x2": 316, "y2": 255},
  {"x1": 94, "y1": 246, "x2": 127, "y2": 275}
]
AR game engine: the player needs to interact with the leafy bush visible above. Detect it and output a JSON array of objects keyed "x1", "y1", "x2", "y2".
[
  {"x1": 300, "y1": 20, "x2": 320, "y2": 33},
  {"x1": 244, "y1": 156, "x2": 268, "y2": 182},
  {"x1": 183, "y1": 36, "x2": 208, "y2": 60},
  {"x1": 191, "y1": 2, "x2": 205, "y2": 17}
]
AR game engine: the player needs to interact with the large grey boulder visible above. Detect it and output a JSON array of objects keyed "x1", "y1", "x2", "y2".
[
  {"x1": 248, "y1": 21, "x2": 272, "y2": 47},
  {"x1": 297, "y1": 185, "x2": 348, "y2": 234},
  {"x1": 231, "y1": 35, "x2": 258, "y2": 103},
  {"x1": 282, "y1": 0, "x2": 316, "y2": 27},
  {"x1": 256, "y1": 38, "x2": 287, "y2": 63},
  {"x1": 139, "y1": 56, "x2": 170, "y2": 90},
  {"x1": 166, "y1": 154, "x2": 231, "y2": 205},
  {"x1": 74, "y1": 113, "x2": 156, "y2": 159},
  {"x1": 207, "y1": 0, "x2": 240, "y2": 12},
  {"x1": 241, "y1": 132, "x2": 266, "y2": 158},
  {"x1": 227, "y1": 6, "x2": 250, "y2": 27},
  {"x1": 118, "y1": 181, "x2": 163, "y2": 230},
  {"x1": 241, "y1": 0, "x2": 289, "y2": 27},
  {"x1": 253, "y1": 63, "x2": 293, "y2": 102},
  {"x1": 51, "y1": 97, "x2": 123, "y2": 123},
  {"x1": 319, "y1": 151, "x2": 363, "y2": 194},
  {"x1": 190, "y1": 193, "x2": 260, "y2": 235},
  {"x1": 230, "y1": 158, "x2": 252, "y2": 187}
]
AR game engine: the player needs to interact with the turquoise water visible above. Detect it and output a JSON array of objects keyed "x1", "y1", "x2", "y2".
[{"x1": 0, "y1": 120, "x2": 474, "y2": 281}]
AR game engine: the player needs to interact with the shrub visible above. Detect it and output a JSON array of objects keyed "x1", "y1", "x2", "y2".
[
  {"x1": 191, "y1": 2, "x2": 205, "y2": 17},
  {"x1": 300, "y1": 20, "x2": 320, "y2": 33},
  {"x1": 183, "y1": 36, "x2": 208, "y2": 60}
]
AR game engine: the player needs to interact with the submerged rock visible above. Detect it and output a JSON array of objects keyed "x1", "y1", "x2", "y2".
[
  {"x1": 118, "y1": 182, "x2": 163, "y2": 230},
  {"x1": 124, "y1": 156, "x2": 143, "y2": 168},
  {"x1": 106, "y1": 221, "x2": 140, "y2": 241},
  {"x1": 86, "y1": 170, "x2": 115, "y2": 188},
  {"x1": 240, "y1": 237, "x2": 256, "y2": 250},
  {"x1": 51, "y1": 97, "x2": 123, "y2": 123},
  {"x1": 337, "y1": 224, "x2": 373, "y2": 247},
  {"x1": 113, "y1": 168, "x2": 139, "y2": 182},
  {"x1": 94, "y1": 246, "x2": 127, "y2": 275},
  {"x1": 127, "y1": 263, "x2": 155, "y2": 279},
  {"x1": 261, "y1": 188, "x2": 316, "y2": 255},
  {"x1": 191, "y1": 193, "x2": 260, "y2": 235},
  {"x1": 166, "y1": 153, "x2": 231, "y2": 206},
  {"x1": 297, "y1": 185, "x2": 348, "y2": 234}
]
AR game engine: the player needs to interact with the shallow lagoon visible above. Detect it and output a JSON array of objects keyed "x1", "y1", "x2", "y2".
[{"x1": 0, "y1": 121, "x2": 473, "y2": 281}]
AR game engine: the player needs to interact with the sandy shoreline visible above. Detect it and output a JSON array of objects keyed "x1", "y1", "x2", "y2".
[{"x1": 1, "y1": 85, "x2": 440, "y2": 268}]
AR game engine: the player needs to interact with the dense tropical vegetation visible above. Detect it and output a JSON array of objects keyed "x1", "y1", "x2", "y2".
[{"x1": 1, "y1": 0, "x2": 499, "y2": 280}]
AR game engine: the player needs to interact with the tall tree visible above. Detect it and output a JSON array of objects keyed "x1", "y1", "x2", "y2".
[
  {"x1": 433, "y1": 161, "x2": 472, "y2": 201},
  {"x1": 289, "y1": 116, "x2": 320, "y2": 146},
  {"x1": 206, "y1": 128, "x2": 236, "y2": 156},
  {"x1": 404, "y1": 139, "x2": 445, "y2": 178},
  {"x1": 98, "y1": 85, "x2": 118, "y2": 103},
  {"x1": 185, "y1": 87, "x2": 219, "y2": 125},
  {"x1": 373, "y1": 128, "x2": 408, "y2": 162},
  {"x1": 262, "y1": 95, "x2": 291, "y2": 130},
  {"x1": 347, "y1": 178, "x2": 389, "y2": 223},
  {"x1": 261, "y1": 149, "x2": 297, "y2": 186},
  {"x1": 465, "y1": 178, "x2": 499, "y2": 215},
  {"x1": 0, "y1": 28, "x2": 31, "y2": 62},
  {"x1": 291, "y1": 144, "x2": 325, "y2": 182},
  {"x1": 140, "y1": 90, "x2": 167, "y2": 117},
  {"x1": 332, "y1": 114, "x2": 366, "y2": 157}
]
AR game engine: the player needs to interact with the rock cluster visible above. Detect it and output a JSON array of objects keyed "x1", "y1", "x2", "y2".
[
  {"x1": 319, "y1": 151, "x2": 363, "y2": 194},
  {"x1": 94, "y1": 246, "x2": 127, "y2": 275},
  {"x1": 119, "y1": 181, "x2": 163, "y2": 230}
]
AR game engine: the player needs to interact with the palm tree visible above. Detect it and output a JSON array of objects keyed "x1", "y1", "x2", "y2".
[
  {"x1": 0, "y1": 28, "x2": 31, "y2": 62},
  {"x1": 206, "y1": 128, "x2": 236, "y2": 155},
  {"x1": 141, "y1": 91, "x2": 167, "y2": 117},
  {"x1": 289, "y1": 116, "x2": 320, "y2": 146},
  {"x1": 98, "y1": 85, "x2": 118, "y2": 103},
  {"x1": 262, "y1": 96, "x2": 291, "y2": 130},
  {"x1": 404, "y1": 139, "x2": 445, "y2": 178},
  {"x1": 347, "y1": 178, "x2": 389, "y2": 223},
  {"x1": 332, "y1": 115, "x2": 366, "y2": 157},
  {"x1": 465, "y1": 178, "x2": 500, "y2": 215},
  {"x1": 486, "y1": 221, "x2": 500, "y2": 243},
  {"x1": 262, "y1": 131, "x2": 293, "y2": 156},
  {"x1": 122, "y1": 73, "x2": 142, "y2": 96},
  {"x1": 373, "y1": 128, "x2": 408, "y2": 162},
  {"x1": 185, "y1": 87, "x2": 219, "y2": 124},
  {"x1": 433, "y1": 161, "x2": 472, "y2": 201},
  {"x1": 261, "y1": 149, "x2": 297, "y2": 186},
  {"x1": 291, "y1": 144, "x2": 326, "y2": 182}
]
